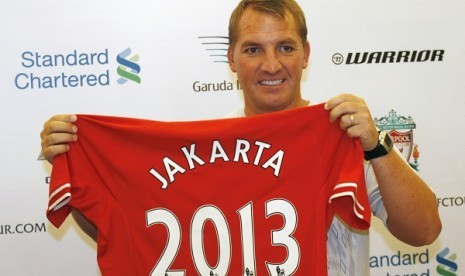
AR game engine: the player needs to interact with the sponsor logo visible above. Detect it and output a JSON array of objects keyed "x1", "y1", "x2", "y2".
[
  {"x1": 370, "y1": 249, "x2": 431, "y2": 275},
  {"x1": 333, "y1": 49, "x2": 445, "y2": 65},
  {"x1": 374, "y1": 110, "x2": 420, "y2": 170},
  {"x1": 369, "y1": 247, "x2": 460, "y2": 275},
  {"x1": 192, "y1": 80, "x2": 241, "y2": 92},
  {"x1": 193, "y1": 35, "x2": 239, "y2": 93},
  {"x1": 437, "y1": 196, "x2": 465, "y2": 207},
  {"x1": 0, "y1": 222, "x2": 47, "y2": 235},
  {"x1": 13, "y1": 47, "x2": 139, "y2": 90},
  {"x1": 198, "y1": 36, "x2": 229, "y2": 63},
  {"x1": 116, "y1": 47, "x2": 141, "y2": 84},
  {"x1": 436, "y1": 247, "x2": 458, "y2": 276}
]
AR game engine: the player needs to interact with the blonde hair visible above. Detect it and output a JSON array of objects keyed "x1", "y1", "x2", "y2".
[{"x1": 228, "y1": 0, "x2": 308, "y2": 47}]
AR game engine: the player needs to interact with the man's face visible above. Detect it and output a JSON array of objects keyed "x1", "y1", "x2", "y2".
[{"x1": 228, "y1": 8, "x2": 310, "y2": 116}]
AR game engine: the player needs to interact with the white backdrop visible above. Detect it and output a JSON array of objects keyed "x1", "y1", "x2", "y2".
[{"x1": 1, "y1": 0, "x2": 464, "y2": 275}]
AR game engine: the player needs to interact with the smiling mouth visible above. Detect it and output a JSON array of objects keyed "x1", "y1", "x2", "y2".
[{"x1": 259, "y1": 79, "x2": 284, "y2": 86}]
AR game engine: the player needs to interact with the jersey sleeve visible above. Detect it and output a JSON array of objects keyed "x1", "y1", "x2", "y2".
[
  {"x1": 46, "y1": 114, "x2": 140, "y2": 228},
  {"x1": 47, "y1": 153, "x2": 72, "y2": 227},
  {"x1": 324, "y1": 129, "x2": 372, "y2": 230}
]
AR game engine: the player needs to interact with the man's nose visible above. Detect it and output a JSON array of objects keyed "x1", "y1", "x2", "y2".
[{"x1": 261, "y1": 51, "x2": 282, "y2": 74}]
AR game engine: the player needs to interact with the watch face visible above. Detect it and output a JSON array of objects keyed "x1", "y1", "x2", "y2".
[
  {"x1": 379, "y1": 131, "x2": 385, "y2": 140},
  {"x1": 380, "y1": 131, "x2": 393, "y2": 151}
]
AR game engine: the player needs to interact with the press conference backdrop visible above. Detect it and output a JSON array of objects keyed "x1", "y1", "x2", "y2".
[{"x1": 1, "y1": 0, "x2": 464, "y2": 275}]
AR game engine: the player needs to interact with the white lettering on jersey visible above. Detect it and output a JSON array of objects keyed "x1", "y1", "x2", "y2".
[
  {"x1": 149, "y1": 139, "x2": 284, "y2": 189},
  {"x1": 164, "y1": 157, "x2": 186, "y2": 183},
  {"x1": 146, "y1": 198, "x2": 300, "y2": 274},
  {"x1": 262, "y1": 150, "x2": 284, "y2": 177},
  {"x1": 210, "y1": 140, "x2": 230, "y2": 163},
  {"x1": 233, "y1": 139, "x2": 251, "y2": 163},
  {"x1": 181, "y1": 144, "x2": 206, "y2": 169},
  {"x1": 253, "y1": 141, "x2": 271, "y2": 165}
]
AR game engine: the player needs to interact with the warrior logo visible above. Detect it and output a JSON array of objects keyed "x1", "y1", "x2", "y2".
[
  {"x1": 116, "y1": 48, "x2": 141, "y2": 84},
  {"x1": 436, "y1": 247, "x2": 458, "y2": 276},
  {"x1": 374, "y1": 110, "x2": 420, "y2": 171}
]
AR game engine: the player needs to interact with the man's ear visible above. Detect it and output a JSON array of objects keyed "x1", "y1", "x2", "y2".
[
  {"x1": 227, "y1": 47, "x2": 237, "y2": 72},
  {"x1": 303, "y1": 40, "x2": 310, "y2": 69}
]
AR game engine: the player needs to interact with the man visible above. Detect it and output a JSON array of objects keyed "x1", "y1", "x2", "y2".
[{"x1": 41, "y1": 0, "x2": 441, "y2": 274}]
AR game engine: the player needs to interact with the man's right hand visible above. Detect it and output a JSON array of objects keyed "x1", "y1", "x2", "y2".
[{"x1": 40, "y1": 114, "x2": 78, "y2": 164}]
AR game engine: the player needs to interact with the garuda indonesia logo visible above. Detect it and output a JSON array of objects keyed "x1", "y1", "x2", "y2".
[
  {"x1": 198, "y1": 36, "x2": 229, "y2": 63},
  {"x1": 374, "y1": 110, "x2": 420, "y2": 171},
  {"x1": 116, "y1": 48, "x2": 141, "y2": 84}
]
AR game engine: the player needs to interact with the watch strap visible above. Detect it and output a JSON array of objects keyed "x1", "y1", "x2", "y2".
[{"x1": 364, "y1": 131, "x2": 393, "y2": 160}]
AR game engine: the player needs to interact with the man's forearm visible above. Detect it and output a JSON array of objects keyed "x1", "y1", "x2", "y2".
[{"x1": 370, "y1": 150, "x2": 441, "y2": 246}]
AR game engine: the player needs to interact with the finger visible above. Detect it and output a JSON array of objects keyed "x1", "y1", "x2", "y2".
[
  {"x1": 42, "y1": 132, "x2": 78, "y2": 148},
  {"x1": 43, "y1": 114, "x2": 77, "y2": 132},
  {"x1": 42, "y1": 144, "x2": 71, "y2": 164},
  {"x1": 41, "y1": 133, "x2": 77, "y2": 164},
  {"x1": 340, "y1": 113, "x2": 357, "y2": 130},
  {"x1": 47, "y1": 114, "x2": 77, "y2": 124},
  {"x1": 345, "y1": 124, "x2": 378, "y2": 151},
  {"x1": 40, "y1": 114, "x2": 78, "y2": 164},
  {"x1": 44, "y1": 120, "x2": 78, "y2": 135},
  {"x1": 342, "y1": 115, "x2": 379, "y2": 151},
  {"x1": 42, "y1": 116, "x2": 78, "y2": 138},
  {"x1": 325, "y1": 93, "x2": 359, "y2": 111},
  {"x1": 325, "y1": 94, "x2": 362, "y2": 123},
  {"x1": 328, "y1": 101, "x2": 358, "y2": 123},
  {"x1": 339, "y1": 113, "x2": 349, "y2": 130}
]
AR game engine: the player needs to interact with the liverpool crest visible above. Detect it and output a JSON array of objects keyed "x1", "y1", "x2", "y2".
[{"x1": 374, "y1": 110, "x2": 420, "y2": 171}]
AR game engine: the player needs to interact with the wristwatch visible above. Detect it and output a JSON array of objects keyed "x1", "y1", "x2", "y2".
[{"x1": 364, "y1": 130, "x2": 393, "y2": 160}]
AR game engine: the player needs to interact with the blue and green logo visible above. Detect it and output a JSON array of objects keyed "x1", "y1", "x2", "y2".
[
  {"x1": 436, "y1": 247, "x2": 458, "y2": 276},
  {"x1": 116, "y1": 47, "x2": 141, "y2": 84}
]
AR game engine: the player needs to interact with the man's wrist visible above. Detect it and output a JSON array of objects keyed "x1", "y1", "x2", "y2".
[{"x1": 364, "y1": 130, "x2": 393, "y2": 160}]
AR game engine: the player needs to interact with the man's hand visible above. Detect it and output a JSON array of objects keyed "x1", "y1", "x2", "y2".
[
  {"x1": 40, "y1": 114, "x2": 78, "y2": 164},
  {"x1": 325, "y1": 94, "x2": 379, "y2": 151},
  {"x1": 326, "y1": 94, "x2": 441, "y2": 245}
]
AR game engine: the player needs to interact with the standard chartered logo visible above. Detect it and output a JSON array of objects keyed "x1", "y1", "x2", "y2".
[
  {"x1": 116, "y1": 47, "x2": 141, "y2": 84},
  {"x1": 14, "y1": 48, "x2": 140, "y2": 90},
  {"x1": 14, "y1": 49, "x2": 110, "y2": 90},
  {"x1": 436, "y1": 247, "x2": 458, "y2": 276}
]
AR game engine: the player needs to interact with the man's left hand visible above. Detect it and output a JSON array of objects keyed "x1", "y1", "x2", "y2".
[{"x1": 325, "y1": 94, "x2": 379, "y2": 151}]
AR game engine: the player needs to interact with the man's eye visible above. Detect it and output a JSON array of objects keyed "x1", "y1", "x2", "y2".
[
  {"x1": 280, "y1": 45, "x2": 294, "y2": 53},
  {"x1": 245, "y1": 47, "x2": 260, "y2": 55}
]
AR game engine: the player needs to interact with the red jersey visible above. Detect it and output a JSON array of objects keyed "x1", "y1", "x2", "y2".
[{"x1": 47, "y1": 104, "x2": 370, "y2": 276}]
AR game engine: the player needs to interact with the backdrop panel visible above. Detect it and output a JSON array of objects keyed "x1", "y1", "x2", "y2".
[{"x1": 1, "y1": 0, "x2": 464, "y2": 275}]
